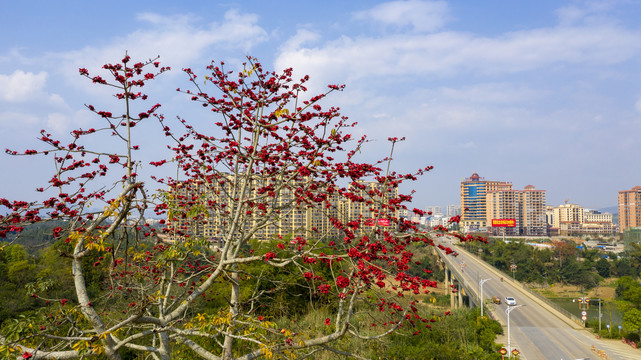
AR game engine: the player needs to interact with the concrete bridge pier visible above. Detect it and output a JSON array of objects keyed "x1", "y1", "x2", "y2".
[{"x1": 445, "y1": 268, "x2": 463, "y2": 309}]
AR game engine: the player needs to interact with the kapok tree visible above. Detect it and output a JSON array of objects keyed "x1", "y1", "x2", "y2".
[{"x1": 0, "y1": 55, "x2": 466, "y2": 360}]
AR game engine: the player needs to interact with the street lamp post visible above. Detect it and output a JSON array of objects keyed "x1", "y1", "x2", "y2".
[
  {"x1": 506, "y1": 304, "x2": 524, "y2": 358},
  {"x1": 479, "y1": 278, "x2": 490, "y2": 317}
]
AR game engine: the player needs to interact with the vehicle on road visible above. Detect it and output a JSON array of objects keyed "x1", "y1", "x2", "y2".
[
  {"x1": 492, "y1": 296, "x2": 501, "y2": 304},
  {"x1": 505, "y1": 296, "x2": 516, "y2": 306}
]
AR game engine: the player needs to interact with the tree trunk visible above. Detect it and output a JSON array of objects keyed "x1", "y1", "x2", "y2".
[
  {"x1": 222, "y1": 265, "x2": 240, "y2": 360},
  {"x1": 72, "y1": 256, "x2": 122, "y2": 360},
  {"x1": 158, "y1": 331, "x2": 171, "y2": 360}
]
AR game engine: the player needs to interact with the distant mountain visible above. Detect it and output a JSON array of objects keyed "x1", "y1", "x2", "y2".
[{"x1": 598, "y1": 206, "x2": 618, "y2": 214}]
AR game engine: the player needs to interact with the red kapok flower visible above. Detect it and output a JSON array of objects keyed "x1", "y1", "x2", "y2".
[
  {"x1": 303, "y1": 272, "x2": 314, "y2": 280},
  {"x1": 22, "y1": 352, "x2": 32, "y2": 359},
  {"x1": 60, "y1": 299, "x2": 68, "y2": 306},
  {"x1": 324, "y1": 318, "x2": 330, "y2": 326},
  {"x1": 336, "y1": 275, "x2": 350, "y2": 289}
]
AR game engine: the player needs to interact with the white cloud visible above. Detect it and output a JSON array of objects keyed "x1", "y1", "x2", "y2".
[
  {"x1": 556, "y1": 1, "x2": 620, "y2": 27},
  {"x1": 136, "y1": 12, "x2": 193, "y2": 26},
  {"x1": 280, "y1": 29, "x2": 321, "y2": 52},
  {"x1": 72, "y1": 109, "x2": 94, "y2": 128},
  {"x1": 54, "y1": 9, "x2": 269, "y2": 93},
  {"x1": 354, "y1": 0, "x2": 450, "y2": 32},
  {"x1": 556, "y1": 5, "x2": 588, "y2": 26},
  {"x1": 48, "y1": 93, "x2": 67, "y2": 107},
  {"x1": 458, "y1": 141, "x2": 477, "y2": 149},
  {"x1": 126, "y1": 9, "x2": 268, "y2": 62},
  {"x1": 438, "y1": 83, "x2": 542, "y2": 104},
  {"x1": 46, "y1": 113, "x2": 70, "y2": 134},
  {"x1": 276, "y1": 25, "x2": 641, "y2": 86},
  {"x1": 0, "y1": 70, "x2": 47, "y2": 102},
  {"x1": 0, "y1": 111, "x2": 40, "y2": 128},
  {"x1": 635, "y1": 97, "x2": 641, "y2": 113}
]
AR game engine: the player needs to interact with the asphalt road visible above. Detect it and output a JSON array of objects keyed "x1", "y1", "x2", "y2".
[{"x1": 435, "y1": 236, "x2": 639, "y2": 360}]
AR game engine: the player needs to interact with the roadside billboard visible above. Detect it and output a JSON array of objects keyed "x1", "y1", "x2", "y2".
[
  {"x1": 365, "y1": 219, "x2": 391, "y2": 226},
  {"x1": 491, "y1": 219, "x2": 516, "y2": 227}
]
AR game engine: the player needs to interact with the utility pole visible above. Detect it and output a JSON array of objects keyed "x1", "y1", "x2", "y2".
[{"x1": 592, "y1": 298, "x2": 602, "y2": 332}]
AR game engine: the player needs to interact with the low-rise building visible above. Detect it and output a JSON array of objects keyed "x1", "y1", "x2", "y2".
[{"x1": 546, "y1": 203, "x2": 616, "y2": 236}]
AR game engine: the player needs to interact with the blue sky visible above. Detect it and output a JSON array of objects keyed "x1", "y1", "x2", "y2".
[{"x1": 1, "y1": 0, "x2": 640, "y2": 211}]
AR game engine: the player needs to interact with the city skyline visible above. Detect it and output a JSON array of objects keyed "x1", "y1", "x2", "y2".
[{"x1": 2, "y1": 1, "x2": 641, "y2": 210}]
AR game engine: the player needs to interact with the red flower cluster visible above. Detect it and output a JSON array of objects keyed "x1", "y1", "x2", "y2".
[{"x1": 336, "y1": 275, "x2": 350, "y2": 289}]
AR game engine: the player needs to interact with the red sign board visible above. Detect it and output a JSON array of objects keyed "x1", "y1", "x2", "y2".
[
  {"x1": 492, "y1": 219, "x2": 516, "y2": 227},
  {"x1": 499, "y1": 348, "x2": 507, "y2": 355},
  {"x1": 365, "y1": 219, "x2": 391, "y2": 227},
  {"x1": 511, "y1": 349, "x2": 520, "y2": 356}
]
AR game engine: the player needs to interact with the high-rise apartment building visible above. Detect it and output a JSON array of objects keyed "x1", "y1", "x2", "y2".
[
  {"x1": 486, "y1": 189, "x2": 521, "y2": 236},
  {"x1": 485, "y1": 185, "x2": 547, "y2": 236},
  {"x1": 425, "y1": 206, "x2": 443, "y2": 216},
  {"x1": 446, "y1": 204, "x2": 461, "y2": 217},
  {"x1": 521, "y1": 185, "x2": 547, "y2": 236},
  {"x1": 168, "y1": 178, "x2": 397, "y2": 241},
  {"x1": 339, "y1": 180, "x2": 398, "y2": 237},
  {"x1": 460, "y1": 173, "x2": 512, "y2": 232},
  {"x1": 619, "y1": 186, "x2": 641, "y2": 232}
]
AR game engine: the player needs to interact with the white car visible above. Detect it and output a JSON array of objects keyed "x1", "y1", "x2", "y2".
[{"x1": 505, "y1": 297, "x2": 517, "y2": 306}]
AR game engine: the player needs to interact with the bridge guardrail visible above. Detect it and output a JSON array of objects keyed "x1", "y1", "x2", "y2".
[{"x1": 435, "y1": 247, "x2": 481, "y2": 306}]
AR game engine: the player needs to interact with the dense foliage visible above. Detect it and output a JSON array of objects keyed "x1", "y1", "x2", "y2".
[
  {"x1": 616, "y1": 243, "x2": 641, "y2": 341},
  {"x1": 0, "y1": 238, "x2": 502, "y2": 359}
]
